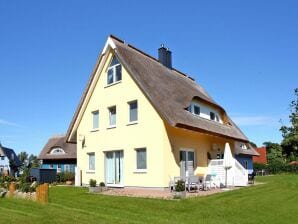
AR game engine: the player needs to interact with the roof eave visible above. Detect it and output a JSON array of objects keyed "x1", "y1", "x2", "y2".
[{"x1": 175, "y1": 123, "x2": 249, "y2": 143}]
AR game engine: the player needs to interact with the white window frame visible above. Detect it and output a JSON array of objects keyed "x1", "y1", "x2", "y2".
[
  {"x1": 91, "y1": 110, "x2": 99, "y2": 131},
  {"x1": 108, "y1": 106, "x2": 117, "y2": 128},
  {"x1": 128, "y1": 100, "x2": 138, "y2": 124},
  {"x1": 88, "y1": 152, "x2": 95, "y2": 171},
  {"x1": 107, "y1": 57, "x2": 122, "y2": 85},
  {"x1": 244, "y1": 160, "x2": 248, "y2": 169},
  {"x1": 135, "y1": 148, "x2": 147, "y2": 172},
  {"x1": 189, "y1": 102, "x2": 201, "y2": 116},
  {"x1": 50, "y1": 147, "x2": 65, "y2": 155},
  {"x1": 64, "y1": 164, "x2": 71, "y2": 172},
  {"x1": 180, "y1": 148, "x2": 196, "y2": 177}
]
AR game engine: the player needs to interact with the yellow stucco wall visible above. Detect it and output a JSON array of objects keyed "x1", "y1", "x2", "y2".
[
  {"x1": 76, "y1": 49, "x2": 238, "y2": 188},
  {"x1": 77, "y1": 51, "x2": 167, "y2": 187},
  {"x1": 163, "y1": 124, "x2": 236, "y2": 180}
]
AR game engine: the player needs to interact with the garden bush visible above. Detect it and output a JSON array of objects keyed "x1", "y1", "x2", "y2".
[
  {"x1": 175, "y1": 180, "x2": 185, "y2": 192},
  {"x1": 89, "y1": 179, "x2": 97, "y2": 187},
  {"x1": 57, "y1": 172, "x2": 75, "y2": 183},
  {"x1": 0, "y1": 175, "x2": 16, "y2": 189},
  {"x1": 254, "y1": 162, "x2": 298, "y2": 174}
]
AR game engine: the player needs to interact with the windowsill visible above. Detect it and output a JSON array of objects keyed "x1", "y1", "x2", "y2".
[
  {"x1": 105, "y1": 80, "x2": 121, "y2": 88},
  {"x1": 133, "y1": 169, "x2": 147, "y2": 173},
  {"x1": 90, "y1": 128, "x2": 99, "y2": 132},
  {"x1": 107, "y1": 125, "x2": 116, "y2": 129},
  {"x1": 86, "y1": 170, "x2": 96, "y2": 174},
  {"x1": 126, "y1": 121, "x2": 138, "y2": 126}
]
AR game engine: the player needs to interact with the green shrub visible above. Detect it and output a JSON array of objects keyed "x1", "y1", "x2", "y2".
[
  {"x1": 253, "y1": 163, "x2": 267, "y2": 171},
  {"x1": 57, "y1": 172, "x2": 75, "y2": 183},
  {"x1": 175, "y1": 180, "x2": 185, "y2": 192},
  {"x1": 19, "y1": 182, "x2": 31, "y2": 193},
  {"x1": 16, "y1": 168, "x2": 38, "y2": 193},
  {"x1": 254, "y1": 161, "x2": 298, "y2": 174},
  {"x1": 0, "y1": 175, "x2": 17, "y2": 189},
  {"x1": 89, "y1": 179, "x2": 97, "y2": 187},
  {"x1": 99, "y1": 182, "x2": 105, "y2": 187}
]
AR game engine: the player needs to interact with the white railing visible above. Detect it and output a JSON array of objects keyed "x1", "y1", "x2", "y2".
[
  {"x1": 207, "y1": 158, "x2": 248, "y2": 187},
  {"x1": 208, "y1": 159, "x2": 224, "y2": 166},
  {"x1": 234, "y1": 159, "x2": 248, "y2": 186}
]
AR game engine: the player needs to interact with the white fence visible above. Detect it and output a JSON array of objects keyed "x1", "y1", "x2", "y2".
[{"x1": 207, "y1": 158, "x2": 248, "y2": 187}]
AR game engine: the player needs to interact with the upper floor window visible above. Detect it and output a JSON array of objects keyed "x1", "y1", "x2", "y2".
[
  {"x1": 188, "y1": 103, "x2": 200, "y2": 116},
  {"x1": 107, "y1": 56, "x2": 122, "y2": 85},
  {"x1": 240, "y1": 143, "x2": 248, "y2": 150},
  {"x1": 215, "y1": 114, "x2": 220, "y2": 122},
  {"x1": 128, "y1": 101, "x2": 138, "y2": 122},
  {"x1": 50, "y1": 147, "x2": 65, "y2": 155},
  {"x1": 210, "y1": 112, "x2": 215, "y2": 121},
  {"x1": 108, "y1": 106, "x2": 117, "y2": 127},
  {"x1": 92, "y1": 110, "x2": 99, "y2": 129}
]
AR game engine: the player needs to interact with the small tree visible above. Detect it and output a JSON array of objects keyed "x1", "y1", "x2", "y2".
[
  {"x1": 263, "y1": 142, "x2": 284, "y2": 163},
  {"x1": 280, "y1": 88, "x2": 298, "y2": 160}
]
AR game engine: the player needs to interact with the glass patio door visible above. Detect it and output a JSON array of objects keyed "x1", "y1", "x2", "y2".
[
  {"x1": 105, "y1": 151, "x2": 123, "y2": 185},
  {"x1": 180, "y1": 150, "x2": 195, "y2": 177}
]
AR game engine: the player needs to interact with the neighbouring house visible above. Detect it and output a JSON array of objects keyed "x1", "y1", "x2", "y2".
[
  {"x1": 253, "y1": 147, "x2": 267, "y2": 164},
  {"x1": 38, "y1": 135, "x2": 76, "y2": 173},
  {"x1": 66, "y1": 35, "x2": 259, "y2": 188},
  {"x1": 0, "y1": 143, "x2": 21, "y2": 176},
  {"x1": 234, "y1": 143, "x2": 256, "y2": 174}
]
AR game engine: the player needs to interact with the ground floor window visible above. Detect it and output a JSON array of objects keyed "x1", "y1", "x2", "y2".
[
  {"x1": 136, "y1": 148, "x2": 147, "y2": 170},
  {"x1": 64, "y1": 164, "x2": 71, "y2": 172},
  {"x1": 88, "y1": 153, "x2": 95, "y2": 170},
  {"x1": 243, "y1": 160, "x2": 248, "y2": 169}
]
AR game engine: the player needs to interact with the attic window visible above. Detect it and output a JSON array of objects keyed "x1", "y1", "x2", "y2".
[
  {"x1": 240, "y1": 144, "x2": 248, "y2": 150},
  {"x1": 210, "y1": 112, "x2": 215, "y2": 121},
  {"x1": 50, "y1": 147, "x2": 65, "y2": 155},
  {"x1": 215, "y1": 114, "x2": 220, "y2": 122},
  {"x1": 188, "y1": 103, "x2": 200, "y2": 116},
  {"x1": 107, "y1": 56, "x2": 122, "y2": 85}
]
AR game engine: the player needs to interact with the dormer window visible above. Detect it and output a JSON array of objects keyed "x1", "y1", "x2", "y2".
[
  {"x1": 210, "y1": 112, "x2": 215, "y2": 121},
  {"x1": 215, "y1": 114, "x2": 219, "y2": 122},
  {"x1": 50, "y1": 147, "x2": 65, "y2": 155},
  {"x1": 240, "y1": 143, "x2": 248, "y2": 150},
  {"x1": 193, "y1": 105, "x2": 200, "y2": 115},
  {"x1": 107, "y1": 56, "x2": 122, "y2": 85},
  {"x1": 188, "y1": 103, "x2": 200, "y2": 116},
  {"x1": 188, "y1": 100, "x2": 222, "y2": 123}
]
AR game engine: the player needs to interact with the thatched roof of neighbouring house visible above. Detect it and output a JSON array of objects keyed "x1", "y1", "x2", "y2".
[{"x1": 38, "y1": 135, "x2": 76, "y2": 160}]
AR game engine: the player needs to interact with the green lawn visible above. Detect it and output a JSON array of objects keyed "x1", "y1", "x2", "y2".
[{"x1": 0, "y1": 175, "x2": 297, "y2": 224}]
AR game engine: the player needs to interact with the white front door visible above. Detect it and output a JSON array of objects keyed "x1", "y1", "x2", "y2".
[
  {"x1": 105, "y1": 151, "x2": 124, "y2": 186},
  {"x1": 180, "y1": 149, "x2": 195, "y2": 177}
]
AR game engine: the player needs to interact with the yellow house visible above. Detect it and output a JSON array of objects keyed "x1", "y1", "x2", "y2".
[{"x1": 66, "y1": 35, "x2": 258, "y2": 188}]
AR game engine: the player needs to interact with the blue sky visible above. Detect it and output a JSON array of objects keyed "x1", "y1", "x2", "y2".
[{"x1": 0, "y1": 1, "x2": 297, "y2": 155}]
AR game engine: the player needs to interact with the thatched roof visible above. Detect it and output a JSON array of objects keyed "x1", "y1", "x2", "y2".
[
  {"x1": 38, "y1": 135, "x2": 76, "y2": 160},
  {"x1": 235, "y1": 144, "x2": 259, "y2": 156},
  {"x1": 0, "y1": 144, "x2": 21, "y2": 167},
  {"x1": 66, "y1": 35, "x2": 250, "y2": 143}
]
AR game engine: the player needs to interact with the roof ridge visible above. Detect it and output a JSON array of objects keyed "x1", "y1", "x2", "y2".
[{"x1": 109, "y1": 34, "x2": 195, "y2": 81}]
